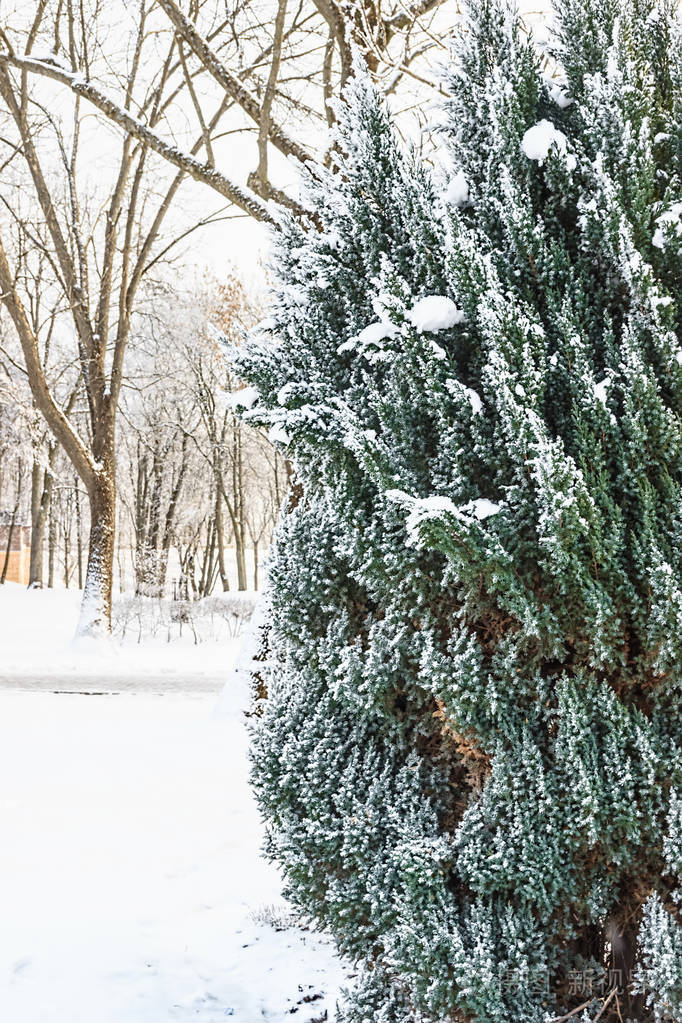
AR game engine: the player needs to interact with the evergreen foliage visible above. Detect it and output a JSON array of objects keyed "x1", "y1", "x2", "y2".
[{"x1": 234, "y1": 0, "x2": 682, "y2": 1018}]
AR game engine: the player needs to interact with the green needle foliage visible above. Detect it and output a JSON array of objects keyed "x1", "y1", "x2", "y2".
[{"x1": 233, "y1": 0, "x2": 682, "y2": 1018}]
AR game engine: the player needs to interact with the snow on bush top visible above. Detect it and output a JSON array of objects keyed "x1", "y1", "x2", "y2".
[
  {"x1": 653, "y1": 202, "x2": 682, "y2": 248},
  {"x1": 521, "y1": 119, "x2": 576, "y2": 169},
  {"x1": 407, "y1": 295, "x2": 465, "y2": 332},
  {"x1": 386, "y1": 490, "x2": 503, "y2": 545},
  {"x1": 337, "y1": 320, "x2": 399, "y2": 355},
  {"x1": 444, "y1": 170, "x2": 469, "y2": 207},
  {"x1": 226, "y1": 385, "x2": 259, "y2": 410}
]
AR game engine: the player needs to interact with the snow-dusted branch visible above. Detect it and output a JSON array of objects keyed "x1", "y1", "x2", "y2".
[
  {"x1": 0, "y1": 53, "x2": 274, "y2": 224},
  {"x1": 155, "y1": 0, "x2": 313, "y2": 168}
]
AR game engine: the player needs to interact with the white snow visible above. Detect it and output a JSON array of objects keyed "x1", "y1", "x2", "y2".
[
  {"x1": 459, "y1": 498, "x2": 503, "y2": 520},
  {"x1": 357, "y1": 321, "x2": 398, "y2": 344},
  {"x1": 446, "y1": 378, "x2": 482, "y2": 414},
  {"x1": 444, "y1": 170, "x2": 469, "y2": 207},
  {"x1": 406, "y1": 494, "x2": 459, "y2": 515},
  {"x1": 227, "y1": 385, "x2": 259, "y2": 411},
  {"x1": 464, "y1": 386, "x2": 483, "y2": 414},
  {"x1": 31, "y1": 50, "x2": 71, "y2": 70},
  {"x1": 276, "y1": 382, "x2": 298, "y2": 406},
  {"x1": 268, "y1": 424, "x2": 291, "y2": 446},
  {"x1": 386, "y1": 490, "x2": 502, "y2": 542},
  {"x1": 337, "y1": 320, "x2": 398, "y2": 355},
  {"x1": 653, "y1": 202, "x2": 682, "y2": 249},
  {"x1": 521, "y1": 119, "x2": 576, "y2": 170},
  {"x1": 593, "y1": 375, "x2": 612, "y2": 405},
  {"x1": 407, "y1": 296, "x2": 465, "y2": 333},
  {"x1": 0, "y1": 587, "x2": 347, "y2": 1022},
  {"x1": 550, "y1": 86, "x2": 572, "y2": 109},
  {"x1": 254, "y1": 317, "x2": 276, "y2": 332},
  {"x1": 547, "y1": 81, "x2": 573, "y2": 109},
  {"x1": 281, "y1": 285, "x2": 310, "y2": 308},
  {"x1": 0, "y1": 584, "x2": 246, "y2": 686}
]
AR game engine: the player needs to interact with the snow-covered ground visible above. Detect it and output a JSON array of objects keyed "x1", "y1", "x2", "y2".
[
  {"x1": 0, "y1": 586, "x2": 347, "y2": 1022},
  {"x1": 0, "y1": 583, "x2": 249, "y2": 690}
]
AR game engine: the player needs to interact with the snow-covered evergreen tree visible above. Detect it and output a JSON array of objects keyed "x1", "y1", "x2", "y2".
[{"x1": 235, "y1": 0, "x2": 682, "y2": 1018}]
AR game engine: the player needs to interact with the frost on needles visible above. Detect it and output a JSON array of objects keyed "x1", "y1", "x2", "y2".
[{"x1": 232, "y1": 0, "x2": 682, "y2": 1019}]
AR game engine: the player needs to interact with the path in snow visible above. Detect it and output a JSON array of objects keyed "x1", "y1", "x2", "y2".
[
  {"x1": 0, "y1": 682, "x2": 347, "y2": 1022},
  {"x1": 0, "y1": 673, "x2": 227, "y2": 694}
]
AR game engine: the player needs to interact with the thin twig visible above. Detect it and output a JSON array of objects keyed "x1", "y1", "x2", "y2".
[
  {"x1": 548, "y1": 997, "x2": 595, "y2": 1023},
  {"x1": 549, "y1": 987, "x2": 618, "y2": 1023},
  {"x1": 593, "y1": 988, "x2": 617, "y2": 1022}
]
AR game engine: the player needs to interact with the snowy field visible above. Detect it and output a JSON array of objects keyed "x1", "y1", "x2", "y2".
[
  {"x1": 0, "y1": 586, "x2": 347, "y2": 1022},
  {"x1": 0, "y1": 583, "x2": 252, "y2": 691}
]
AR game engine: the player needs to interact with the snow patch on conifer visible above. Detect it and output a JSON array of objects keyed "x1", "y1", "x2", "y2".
[
  {"x1": 226, "y1": 385, "x2": 259, "y2": 410},
  {"x1": 386, "y1": 489, "x2": 502, "y2": 542},
  {"x1": 444, "y1": 170, "x2": 469, "y2": 207},
  {"x1": 268, "y1": 424, "x2": 290, "y2": 445},
  {"x1": 543, "y1": 74, "x2": 573, "y2": 109},
  {"x1": 358, "y1": 321, "x2": 398, "y2": 343},
  {"x1": 549, "y1": 83, "x2": 573, "y2": 108},
  {"x1": 447, "y1": 378, "x2": 483, "y2": 414},
  {"x1": 460, "y1": 498, "x2": 503, "y2": 520},
  {"x1": 407, "y1": 296, "x2": 464, "y2": 333},
  {"x1": 593, "y1": 376, "x2": 612, "y2": 405},
  {"x1": 521, "y1": 119, "x2": 576, "y2": 170},
  {"x1": 338, "y1": 320, "x2": 398, "y2": 355},
  {"x1": 653, "y1": 203, "x2": 682, "y2": 249}
]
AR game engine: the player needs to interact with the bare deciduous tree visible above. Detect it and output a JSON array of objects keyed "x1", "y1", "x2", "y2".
[{"x1": 0, "y1": 1, "x2": 234, "y2": 632}]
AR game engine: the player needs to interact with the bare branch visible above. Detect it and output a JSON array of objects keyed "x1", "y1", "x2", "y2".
[
  {"x1": 155, "y1": 0, "x2": 313, "y2": 167},
  {"x1": 257, "y1": 0, "x2": 288, "y2": 185},
  {"x1": 0, "y1": 53, "x2": 274, "y2": 222}
]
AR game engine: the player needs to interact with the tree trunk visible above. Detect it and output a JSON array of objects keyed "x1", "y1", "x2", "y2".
[
  {"x1": 159, "y1": 435, "x2": 189, "y2": 595},
  {"x1": 47, "y1": 491, "x2": 55, "y2": 587},
  {"x1": 0, "y1": 466, "x2": 22, "y2": 585},
  {"x1": 77, "y1": 468, "x2": 116, "y2": 637},
  {"x1": 216, "y1": 490, "x2": 229, "y2": 591},
  {"x1": 64, "y1": 526, "x2": 70, "y2": 588},
  {"x1": 253, "y1": 540, "x2": 259, "y2": 591},
  {"x1": 199, "y1": 515, "x2": 216, "y2": 598},
  {"x1": 29, "y1": 447, "x2": 57, "y2": 588},
  {"x1": 75, "y1": 479, "x2": 84, "y2": 590},
  {"x1": 0, "y1": 514, "x2": 15, "y2": 584},
  {"x1": 29, "y1": 460, "x2": 45, "y2": 587},
  {"x1": 236, "y1": 527, "x2": 248, "y2": 591},
  {"x1": 231, "y1": 422, "x2": 248, "y2": 592}
]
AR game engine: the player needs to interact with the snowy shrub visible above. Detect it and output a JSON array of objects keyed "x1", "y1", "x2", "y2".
[
  {"x1": 200, "y1": 593, "x2": 257, "y2": 637},
  {"x1": 248, "y1": 901, "x2": 299, "y2": 931},
  {"x1": 636, "y1": 896, "x2": 682, "y2": 1022},
  {"x1": 111, "y1": 593, "x2": 254, "y2": 644},
  {"x1": 232, "y1": 0, "x2": 682, "y2": 1018}
]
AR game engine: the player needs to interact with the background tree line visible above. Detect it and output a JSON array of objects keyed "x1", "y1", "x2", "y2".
[{"x1": 0, "y1": 268, "x2": 282, "y2": 598}]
